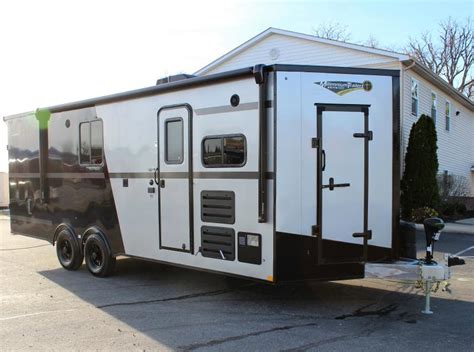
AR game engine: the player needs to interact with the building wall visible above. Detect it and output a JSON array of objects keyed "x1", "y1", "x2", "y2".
[
  {"x1": 402, "y1": 69, "x2": 474, "y2": 196},
  {"x1": 203, "y1": 34, "x2": 400, "y2": 75}
]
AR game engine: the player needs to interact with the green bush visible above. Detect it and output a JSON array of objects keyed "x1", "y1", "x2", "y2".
[
  {"x1": 401, "y1": 115, "x2": 440, "y2": 219},
  {"x1": 438, "y1": 201, "x2": 467, "y2": 217},
  {"x1": 411, "y1": 207, "x2": 439, "y2": 223}
]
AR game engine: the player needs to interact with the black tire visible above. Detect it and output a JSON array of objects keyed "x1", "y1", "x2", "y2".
[
  {"x1": 84, "y1": 234, "x2": 115, "y2": 277},
  {"x1": 56, "y1": 229, "x2": 83, "y2": 270}
]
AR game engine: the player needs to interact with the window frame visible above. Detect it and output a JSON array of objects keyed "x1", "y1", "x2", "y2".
[
  {"x1": 78, "y1": 119, "x2": 104, "y2": 166},
  {"x1": 431, "y1": 91, "x2": 437, "y2": 125},
  {"x1": 164, "y1": 117, "x2": 184, "y2": 165},
  {"x1": 445, "y1": 100, "x2": 451, "y2": 131},
  {"x1": 201, "y1": 134, "x2": 247, "y2": 168},
  {"x1": 411, "y1": 78, "x2": 419, "y2": 116}
]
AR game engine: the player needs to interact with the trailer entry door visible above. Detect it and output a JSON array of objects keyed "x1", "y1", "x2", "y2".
[
  {"x1": 157, "y1": 105, "x2": 194, "y2": 253},
  {"x1": 315, "y1": 104, "x2": 371, "y2": 264}
]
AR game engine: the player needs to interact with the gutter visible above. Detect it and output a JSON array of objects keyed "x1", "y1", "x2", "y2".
[{"x1": 402, "y1": 59, "x2": 474, "y2": 112}]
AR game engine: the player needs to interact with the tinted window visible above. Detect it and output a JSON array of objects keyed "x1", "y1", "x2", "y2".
[
  {"x1": 224, "y1": 136, "x2": 245, "y2": 165},
  {"x1": 203, "y1": 138, "x2": 222, "y2": 166},
  {"x1": 79, "y1": 122, "x2": 91, "y2": 164},
  {"x1": 202, "y1": 135, "x2": 246, "y2": 167},
  {"x1": 165, "y1": 119, "x2": 183, "y2": 163},
  {"x1": 79, "y1": 120, "x2": 103, "y2": 165},
  {"x1": 90, "y1": 120, "x2": 103, "y2": 164}
]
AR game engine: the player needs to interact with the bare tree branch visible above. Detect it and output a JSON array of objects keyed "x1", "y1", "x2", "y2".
[
  {"x1": 406, "y1": 17, "x2": 473, "y2": 98},
  {"x1": 313, "y1": 21, "x2": 351, "y2": 42}
]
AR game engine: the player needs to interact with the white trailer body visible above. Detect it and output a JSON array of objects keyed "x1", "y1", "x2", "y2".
[{"x1": 4, "y1": 65, "x2": 400, "y2": 282}]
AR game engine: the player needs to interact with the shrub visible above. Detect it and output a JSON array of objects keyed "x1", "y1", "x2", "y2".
[
  {"x1": 437, "y1": 173, "x2": 470, "y2": 200},
  {"x1": 401, "y1": 115, "x2": 440, "y2": 219},
  {"x1": 411, "y1": 207, "x2": 439, "y2": 223},
  {"x1": 438, "y1": 201, "x2": 467, "y2": 217}
]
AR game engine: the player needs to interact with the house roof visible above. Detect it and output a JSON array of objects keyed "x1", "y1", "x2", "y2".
[
  {"x1": 195, "y1": 27, "x2": 409, "y2": 75},
  {"x1": 195, "y1": 27, "x2": 473, "y2": 111}
]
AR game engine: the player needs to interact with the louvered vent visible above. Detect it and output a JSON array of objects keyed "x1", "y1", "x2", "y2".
[
  {"x1": 201, "y1": 226, "x2": 235, "y2": 261},
  {"x1": 201, "y1": 191, "x2": 235, "y2": 224}
]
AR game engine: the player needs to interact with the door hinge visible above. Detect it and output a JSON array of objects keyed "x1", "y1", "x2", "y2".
[
  {"x1": 353, "y1": 131, "x2": 373, "y2": 141},
  {"x1": 311, "y1": 137, "x2": 320, "y2": 148},
  {"x1": 311, "y1": 225, "x2": 320, "y2": 237},
  {"x1": 353, "y1": 230, "x2": 372, "y2": 240}
]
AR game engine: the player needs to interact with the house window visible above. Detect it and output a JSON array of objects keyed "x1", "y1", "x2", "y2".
[
  {"x1": 202, "y1": 135, "x2": 246, "y2": 167},
  {"x1": 411, "y1": 79, "x2": 419, "y2": 116},
  {"x1": 165, "y1": 118, "x2": 184, "y2": 164},
  {"x1": 431, "y1": 92, "x2": 437, "y2": 125},
  {"x1": 445, "y1": 101, "x2": 451, "y2": 131},
  {"x1": 79, "y1": 120, "x2": 103, "y2": 165}
]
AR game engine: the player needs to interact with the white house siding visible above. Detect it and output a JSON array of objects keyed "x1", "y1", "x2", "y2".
[
  {"x1": 402, "y1": 69, "x2": 474, "y2": 195},
  {"x1": 203, "y1": 34, "x2": 400, "y2": 75}
]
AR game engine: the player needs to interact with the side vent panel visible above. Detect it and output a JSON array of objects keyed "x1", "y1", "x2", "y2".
[
  {"x1": 201, "y1": 191, "x2": 235, "y2": 224},
  {"x1": 201, "y1": 226, "x2": 235, "y2": 261}
]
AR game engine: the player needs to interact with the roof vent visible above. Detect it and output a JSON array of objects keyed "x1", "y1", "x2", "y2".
[{"x1": 156, "y1": 73, "x2": 196, "y2": 85}]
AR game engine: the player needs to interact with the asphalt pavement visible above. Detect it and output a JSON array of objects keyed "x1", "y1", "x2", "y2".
[{"x1": 1, "y1": 213, "x2": 473, "y2": 351}]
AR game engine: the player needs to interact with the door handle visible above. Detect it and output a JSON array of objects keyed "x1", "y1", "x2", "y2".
[
  {"x1": 322, "y1": 177, "x2": 350, "y2": 191},
  {"x1": 153, "y1": 168, "x2": 159, "y2": 185},
  {"x1": 321, "y1": 150, "x2": 326, "y2": 171}
]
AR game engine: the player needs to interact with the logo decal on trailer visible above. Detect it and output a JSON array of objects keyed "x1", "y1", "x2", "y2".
[{"x1": 314, "y1": 80, "x2": 372, "y2": 95}]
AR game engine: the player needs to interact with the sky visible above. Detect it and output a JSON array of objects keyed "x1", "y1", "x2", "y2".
[{"x1": 0, "y1": 0, "x2": 472, "y2": 172}]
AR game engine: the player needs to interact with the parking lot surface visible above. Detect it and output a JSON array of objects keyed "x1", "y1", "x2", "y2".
[{"x1": 1, "y1": 213, "x2": 473, "y2": 351}]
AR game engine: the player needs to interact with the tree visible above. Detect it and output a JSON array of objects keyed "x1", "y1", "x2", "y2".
[
  {"x1": 363, "y1": 35, "x2": 380, "y2": 49},
  {"x1": 401, "y1": 115, "x2": 440, "y2": 219},
  {"x1": 313, "y1": 21, "x2": 351, "y2": 42},
  {"x1": 406, "y1": 17, "x2": 473, "y2": 98}
]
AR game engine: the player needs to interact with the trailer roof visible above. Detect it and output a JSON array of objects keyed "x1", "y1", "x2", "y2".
[{"x1": 3, "y1": 65, "x2": 400, "y2": 120}]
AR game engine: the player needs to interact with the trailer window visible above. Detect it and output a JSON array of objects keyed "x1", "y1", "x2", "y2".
[
  {"x1": 79, "y1": 120, "x2": 103, "y2": 165},
  {"x1": 202, "y1": 135, "x2": 246, "y2": 167},
  {"x1": 165, "y1": 118, "x2": 183, "y2": 164}
]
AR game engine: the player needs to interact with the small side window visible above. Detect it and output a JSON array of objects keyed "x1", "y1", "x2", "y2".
[
  {"x1": 445, "y1": 101, "x2": 451, "y2": 131},
  {"x1": 411, "y1": 79, "x2": 418, "y2": 116},
  {"x1": 79, "y1": 120, "x2": 103, "y2": 165},
  {"x1": 165, "y1": 118, "x2": 183, "y2": 164},
  {"x1": 431, "y1": 92, "x2": 437, "y2": 125},
  {"x1": 202, "y1": 135, "x2": 246, "y2": 167}
]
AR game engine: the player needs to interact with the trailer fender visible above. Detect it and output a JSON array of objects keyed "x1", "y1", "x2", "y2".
[
  {"x1": 52, "y1": 223, "x2": 78, "y2": 247},
  {"x1": 81, "y1": 227, "x2": 113, "y2": 256}
]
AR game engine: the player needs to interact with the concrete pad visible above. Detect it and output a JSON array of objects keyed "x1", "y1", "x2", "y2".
[{"x1": 1, "y1": 215, "x2": 473, "y2": 351}]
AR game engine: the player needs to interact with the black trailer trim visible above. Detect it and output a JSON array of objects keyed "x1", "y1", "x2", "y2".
[
  {"x1": 109, "y1": 172, "x2": 155, "y2": 179},
  {"x1": 391, "y1": 76, "x2": 401, "y2": 259},
  {"x1": 256, "y1": 65, "x2": 268, "y2": 223},
  {"x1": 269, "y1": 64, "x2": 400, "y2": 77},
  {"x1": 272, "y1": 71, "x2": 278, "y2": 283},
  {"x1": 10, "y1": 171, "x2": 275, "y2": 180},
  {"x1": 315, "y1": 104, "x2": 371, "y2": 264},
  {"x1": 194, "y1": 102, "x2": 258, "y2": 116}
]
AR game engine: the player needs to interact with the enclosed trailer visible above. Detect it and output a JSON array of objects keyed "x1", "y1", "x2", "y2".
[{"x1": 4, "y1": 64, "x2": 402, "y2": 282}]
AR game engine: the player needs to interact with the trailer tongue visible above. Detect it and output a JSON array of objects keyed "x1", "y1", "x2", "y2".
[{"x1": 365, "y1": 217, "x2": 466, "y2": 314}]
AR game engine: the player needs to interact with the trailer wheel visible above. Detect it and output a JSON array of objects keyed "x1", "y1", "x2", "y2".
[
  {"x1": 84, "y1": 234, "x2": 115, "y2": 277},
  {"x1": 56, "y1": 229, "x2": 83, "y2": 270}
]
